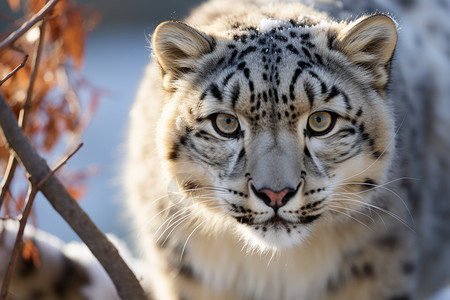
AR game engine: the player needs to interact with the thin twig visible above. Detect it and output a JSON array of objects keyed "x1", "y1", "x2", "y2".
[
  {"x1": 18, "y1": 17, "x2": 47, "y2": 128},
  {"x1": 0, "y1": 94, "x2": 147, "y2": 300},
  {"x1": 0, "y1": 53, "x2": 28, "y2": 86},
  {"x1": 37, "y1": 142, "x2": 84, "y2": 189},
  {"x1": 0, "y1": 0, "x2": 59, "y2": 53},
  {"x1": 0, "y1": 155, "x2": 18, "y2": 209},
  {"x1": 0, "y1": 182, "x2": 37, "y2": 300}
]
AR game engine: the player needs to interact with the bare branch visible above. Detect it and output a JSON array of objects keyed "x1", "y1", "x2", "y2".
[
  {"x1": 0, "y1": 94, "x2": 147, "y2": 300},
  {"x1": 0, "y1": 53, "x2": 28, "y2": 86},
  {"x1": 0, "y1": 155, "x2": 18, "y2": 210},
  {"x1": 0, "y1": 142, "x2": 83, "y2": 299},
  {"x1": 18, "y1": 15, "x2": 47, "y2": 128},
  {"x1": 0, "y1": 0, "x2": 59, "y2": 52}
]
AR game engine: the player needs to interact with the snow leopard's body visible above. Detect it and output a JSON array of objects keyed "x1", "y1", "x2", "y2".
[{"x1": 1, "y1": 0, "x2": 450, "y2": 299}]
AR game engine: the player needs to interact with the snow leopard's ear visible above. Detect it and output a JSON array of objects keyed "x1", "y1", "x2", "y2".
[
  {"x1": 152, "y1": 21, "x2": 215, "y2": 78},
  {"x1": 335, "y1": 14, "x2": 397, "y2": 91}
]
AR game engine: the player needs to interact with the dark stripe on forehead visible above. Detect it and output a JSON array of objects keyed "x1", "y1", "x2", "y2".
[
  {"x1": 228, "y1": 49, "x2": 238, "y2": 64},
  {"x1": 222, "y1": 73, "x2": 235, "y2": 86},
  {"x1": 210, "y1": 83, "x2": 223, "y2": 101},
  {"x1": 309, "y1": 71, "x2": 327, "y2": 94},
  {"x1": 304, "y1": 81, "x2": 315, "y2": 107},
  {"x1": 324, "y1": 85, "x2": 339, "y2": 103},
  {"x1": 231, "y1": 83, "x2": 241, "y2": 108},
  {"x1": 341, "y1": 91, "x2": 352, "y2": 111},
  {"x1": 301, "y1": 47, "x2": 312, "y2": 60}
]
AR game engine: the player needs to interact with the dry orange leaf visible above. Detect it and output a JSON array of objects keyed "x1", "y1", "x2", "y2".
[{"x1": 22, "y1": 239, "x2": 41, "y2": 268}]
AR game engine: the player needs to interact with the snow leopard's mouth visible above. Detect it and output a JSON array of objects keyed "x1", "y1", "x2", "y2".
[
  {"x1": 265, "y1": 215, "x2": 285, "y2": 225},
  {"x1": 263, "y1": 214, "x2": 321, "y2": 226},
  {"x1": 234, "y1": 212, "x2": 321, "y2": 227}
]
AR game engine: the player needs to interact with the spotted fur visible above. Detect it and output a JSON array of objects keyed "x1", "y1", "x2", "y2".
[{"x1": 125, "y1": 0, "x2": 450, "y2": 299}]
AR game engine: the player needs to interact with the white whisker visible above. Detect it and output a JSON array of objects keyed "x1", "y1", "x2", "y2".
[
  {"x1": 180, "y1": 219, "x2": 208, "y2": 262},
  {"x1": 327, "y1": 207, "x2": 374, "y2": 232}
]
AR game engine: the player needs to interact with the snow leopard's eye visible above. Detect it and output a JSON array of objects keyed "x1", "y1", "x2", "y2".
[
  {"x1": 307, "y1": 111, "x2": 336, "y2": 136},
  {"x1": 212, "y1": 113, "x2": 240, "y2": 138}
]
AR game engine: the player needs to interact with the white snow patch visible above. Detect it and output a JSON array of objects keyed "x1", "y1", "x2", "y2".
[{"x1": 258, "y1": 18, "x2": 285, "y2": 32}]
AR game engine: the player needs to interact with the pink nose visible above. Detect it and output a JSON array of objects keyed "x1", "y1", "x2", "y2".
[
  {"x1": 251, "y1": 185, "x2": 297, "y2": 210},
  {"x1": 259, "y1": 188, "x2": 291, "y2": 208}
]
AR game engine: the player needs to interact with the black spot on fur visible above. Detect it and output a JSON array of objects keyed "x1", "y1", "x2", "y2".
[
  {"x1": 286, "y1": 44, "x2": 299, "y2": 55},
  {"x1": 262, "y1": 91, "x2": 268, "y2": 102},
  {"x1": 298, "y1": 61, "x2": 312, "y2": 69},
  {"x1": 169, "y1": 143, "x2": 180, "y2": 160},
  {"x1": 361, "y1": 178, "x2": 377, "y2": 191},
  {"x1": 356, "y1": 107, "x2": 363, "y2": 117},
  {"x1": 301, "y1": 33, "x2": 310, "y2": 39},
  {"x1": 249, "y1": 81, "x2": 254, "y2": 92},
  {"x1": 243, "y1": 68, "x2": 250, "y2": 78},
  {"x1": 238, "y1": 46, "x2": 257, "y2": 59},
  {"x1": 372, "y1": 151, "x2": 383, "y2": 159},
  {"x1": 299, "y1": 214, "x2": 321, "y2": 224},
  {"x1": 180, "y1": 135, "x2": 187, "y2": 146},
  {"x1": 273, "y1": 34, "x2": 288, "y2": 42}
]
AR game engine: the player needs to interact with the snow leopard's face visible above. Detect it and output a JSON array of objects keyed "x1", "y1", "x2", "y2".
[{"x1": 154, "y1": 14, "x2": 397, "y2": 249}]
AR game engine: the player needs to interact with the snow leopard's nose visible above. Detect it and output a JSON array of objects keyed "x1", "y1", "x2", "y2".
[{"x1": 251, "y1": 185, "x2": 298, "y2": 212}]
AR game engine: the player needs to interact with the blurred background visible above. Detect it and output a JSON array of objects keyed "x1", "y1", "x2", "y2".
[{"x1": 0, "y1": 0, "x2": 203, "y2": 246}]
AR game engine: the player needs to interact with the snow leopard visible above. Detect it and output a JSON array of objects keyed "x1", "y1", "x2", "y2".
[{"x1": 2, "y1": 0, "x2": 450, "y2": 299}]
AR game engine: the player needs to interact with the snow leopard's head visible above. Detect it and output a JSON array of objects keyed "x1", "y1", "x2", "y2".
[{"x1": 153, "y1": 11, "x2": 397, "y2": 250}]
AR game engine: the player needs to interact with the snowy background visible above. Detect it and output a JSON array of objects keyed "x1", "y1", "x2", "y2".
[{"x1": 29, "y1": 0, "x2": 203, "y2": 246}]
